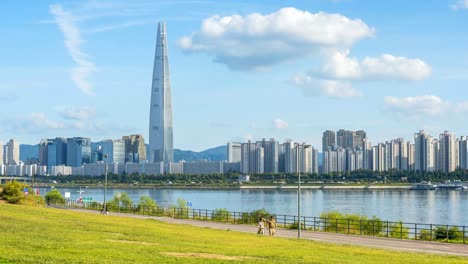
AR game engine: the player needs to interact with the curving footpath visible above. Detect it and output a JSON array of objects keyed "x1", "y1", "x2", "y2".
[{"x1": 58, "y1": 207, "x2": 468, "y2": 258}]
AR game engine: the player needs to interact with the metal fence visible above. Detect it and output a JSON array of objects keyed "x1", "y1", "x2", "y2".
[{"x1": 66, "y1": 201, "x2": 467, "y2": 244}]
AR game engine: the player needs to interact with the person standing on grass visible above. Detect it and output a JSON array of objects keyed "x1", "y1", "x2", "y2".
[{"x1": 268, "y1": 216, "x2": 277, "y2": 236}]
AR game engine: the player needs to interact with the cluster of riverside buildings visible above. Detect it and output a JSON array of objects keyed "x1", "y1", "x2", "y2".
[
  {"x1": 322, "y1": 129, "x2": 468, "y2": 174},
  {"x1": 0, "y1": 135, "x2": 233, "y2": 177},
  {"x1": 1, "y1": 129, "x2": 468, "y2": 177}
]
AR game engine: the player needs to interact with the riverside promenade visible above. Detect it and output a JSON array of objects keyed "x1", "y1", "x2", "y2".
[{"x1": 60, "y1": 207, "x2": 467, "y2": 258}]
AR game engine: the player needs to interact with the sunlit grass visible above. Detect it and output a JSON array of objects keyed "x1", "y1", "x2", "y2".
[{"x1": 0, "y1": 202, "x2": 467, "y2": 264}]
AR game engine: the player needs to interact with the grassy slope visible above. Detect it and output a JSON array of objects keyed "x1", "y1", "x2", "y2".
[{"x1": 0, "y1": 203, "x2": 467, "y2": 264}]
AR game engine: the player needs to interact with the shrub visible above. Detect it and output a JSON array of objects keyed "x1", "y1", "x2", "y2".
[
  {"x1": 320, "y1": 211, "x2": 383, "y2": 236},
  {"x1": 419, "y1": 230, "x2": 432, "y2": 241},
  {"x1": 389, "y1": 221, "x2": 409, "y2": 239},
  {"x1": 212, "y1": 208, "x2": 230, "y2": 222},
  {"x1": 434, "y1": 226, "x2": 462, "y2": 241},
  {"x1": 44, "y1": 189, "x2": 65, "y2": 205},
  {"x1": 361, "y1": 216, "x2": 384, "y2": 236},
  {"x1": 18, "y1": 195, "x2": 45, "y2": 206},
  {"x1": 287, "y1": 222, "x2": 306, "y2": 230},
  {"x1": 1, "y1": 181, "x2": 31, "y2": 204}
]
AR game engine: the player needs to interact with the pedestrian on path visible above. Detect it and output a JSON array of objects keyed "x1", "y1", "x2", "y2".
[
  {"x1": 268, "y1": 216, "x2": 277, "y2": 236},
  {"x1": 257, "y1": 217, "x2": 265, "y2": 235}
]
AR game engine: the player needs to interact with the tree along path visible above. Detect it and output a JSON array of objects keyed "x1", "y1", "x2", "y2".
[{"x1": 57, "y1": 207, "x2": 468, "y2": 258}]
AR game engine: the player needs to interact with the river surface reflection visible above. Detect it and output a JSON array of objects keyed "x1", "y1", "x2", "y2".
[{"x1": 40, "y1": 187, "x2": 468, "y2": 226}]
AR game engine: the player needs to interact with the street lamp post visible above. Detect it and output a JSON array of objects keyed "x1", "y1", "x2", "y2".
[
  {"x1": 298, "y1": 166, "x2": 301, "y2": 238},
  {"x1": 103, "y1": 154, "x2": 108, "y2": 214}
]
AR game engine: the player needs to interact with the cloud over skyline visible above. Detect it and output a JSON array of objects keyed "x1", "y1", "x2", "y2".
[
  {"x1": 50, "y1": 4, "x2": 96, "y2": 95},
  {"x1": 293, "y1": 74, "x2": 361, "y2": 98},
  {"x1": 318, "y1": 51, "x2": 431, "y2": 81},
  {"x1": 383, "y1": 95, "x2": 468, "y2": 117},
  {"x1": 451, "y1": 0, "x2": 468, "y2": 9},
  {"x1": 179, "y1": 7, "x2": 374, "y2": 70},
  {"x1": 273, "y1": 118, "x2": 288, "y2": 129}
]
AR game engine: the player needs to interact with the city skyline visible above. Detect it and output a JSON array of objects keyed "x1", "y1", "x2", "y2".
[{"x1": 1, "y1": 1, "x2": 468, "y2": 151}]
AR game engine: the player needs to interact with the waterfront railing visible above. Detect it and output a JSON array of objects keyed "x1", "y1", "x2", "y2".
[{"x1": 66, "y1": 201, "x2": 467, "y2": 245}]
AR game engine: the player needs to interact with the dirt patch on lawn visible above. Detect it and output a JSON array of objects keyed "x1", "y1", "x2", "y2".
[
  {"x1": 162, "y1": 252, "x2": 258, "y2": 261},
  {"x1": 106, "y1": 239, "x2": 159, "y2": 246}
]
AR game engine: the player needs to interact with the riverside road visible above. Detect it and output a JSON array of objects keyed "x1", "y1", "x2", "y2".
[{"x1": 58, "y1": 207, "x2": 468, "y2": 258}]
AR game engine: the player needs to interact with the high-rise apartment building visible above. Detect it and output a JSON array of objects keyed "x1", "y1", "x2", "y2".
[
  {"x1": 258, "y1": 138, "x2": 279, "y2": 173},
  {"x1": 311, "y1": 147, "x2": 319, "y2": 174},
  {"x1": 322, "y1": 130, "x2": 336, "y2": 151},
  {"x1": 336, "y1": 129, "x2": 366, "y2": 150},
  {"x1": 227, "y1": 142, "x2": 242, "y2": 163},
  {"x1": 438, "y1": 131, "x2": 458, "y2": 173},
  {"x1": 66, "y1": 137, "x2": 91, "y2": 167},
  {"x1": 414, "y1": 131, "x2": 437, "y2": 172},
  {"x1": 459, "y1": 136, "x2": 468, "y2": 170},
  {"x1": 149, "y1": 22, "x2": 174, "y2": 164},
  {"x1": 7, "y1": 139, "x2": 20, "y2": 165},
  {"x1": 3, "y1": 145, "x2": 8, "y2": 165},
  {"x1": 122, "y1": 134, "x2": 146, "y2": 163},
  {"x1": 0, "y1": 141, "x2": 3, "y2": 165}
]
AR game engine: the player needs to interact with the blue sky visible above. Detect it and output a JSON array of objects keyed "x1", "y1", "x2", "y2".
[{"x1": 1, "y1": 0, "x2": 468, "y2": 151}]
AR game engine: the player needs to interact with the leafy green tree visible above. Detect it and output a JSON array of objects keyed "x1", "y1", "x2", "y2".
[
  {"x1": 44, "y1": 189, "x2": 65, "y2": 205},
  {"x1": 169, "y1": 198, "x2": 189, "y2": 218},
  {"x1": 138, "y1": 196, "x2": 157, "y2": 208},
  {"x1": 108, "y1": 192, "x2": 133, "y2": 211}
]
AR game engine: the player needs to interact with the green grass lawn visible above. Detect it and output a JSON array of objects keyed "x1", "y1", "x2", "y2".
[{"x1": 0, "y1": 203, "x2": 467, "y2": 264}]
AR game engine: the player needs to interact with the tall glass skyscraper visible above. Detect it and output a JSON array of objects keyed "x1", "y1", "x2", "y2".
[{"x1": 149, "y1": 22, "x2": 173, "y2": 164}]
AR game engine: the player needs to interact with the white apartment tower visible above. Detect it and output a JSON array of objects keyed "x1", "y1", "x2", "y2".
[
  {"x1": 227, "y1": 142, "x2": 242, "y2": 163},
  {"x1": 438, "y1": 131, "x2": 458, "y2": 173},
  {"x1": 7, "y1": 139, "x2": 20, "y2": 165}
]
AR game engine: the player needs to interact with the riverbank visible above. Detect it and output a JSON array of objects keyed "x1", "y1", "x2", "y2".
[{"x1": 39, "y1": 183, "x2": 412, "y2": 190}]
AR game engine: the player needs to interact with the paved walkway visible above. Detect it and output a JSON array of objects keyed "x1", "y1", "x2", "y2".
[{"x1": 59, "y1": 207, "x2": 468, "y2": 258}]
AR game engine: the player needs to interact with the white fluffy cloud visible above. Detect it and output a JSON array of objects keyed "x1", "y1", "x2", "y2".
[
  {"x1": 451, "y1": 0, "x2": 468, "y2": 9},
  {"x1": 50, "y1": 5, "x2": 96, "y2": 95},
  {"x1": 30, "y1": 112, "x2": 67, "y2": 129},
  {"x1": 273, "y1": 118, "x2": 288, "y2": 129},
  {"x1": 384, "y1": 95, "x2": 448, "y2": 115},
  {"x1": 383, "y1": 95, "x2": 468, "y2": 116},
  {"x1": 293, "y1": 74, "x2": 361, "y2": 98},
  {"x1": 56, "y1": 106, "x2": 96, "y2": 120},
  {"x1": 179, "y1": 7, "x2": 374, "y2": 70},
  {"x1": 320, "y1": 50, "x2": 431, "y2": 81}
]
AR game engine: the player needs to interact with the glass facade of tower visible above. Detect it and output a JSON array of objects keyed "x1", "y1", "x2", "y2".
[
  {"x1": 66, "y1": 137, "x2": 91, "y2": 167},
  {"x1": 149, "y1": 22, "x2": 174, "y2": 164}
]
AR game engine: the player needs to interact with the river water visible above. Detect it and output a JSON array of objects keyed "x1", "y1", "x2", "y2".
[{"x1": 39, "y1": 187, "x2": 468, "y2": 226}]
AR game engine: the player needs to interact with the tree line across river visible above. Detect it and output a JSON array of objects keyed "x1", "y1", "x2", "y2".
[{"x1": 29, "y1": 169, "x2": 468, "y2": 185}]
